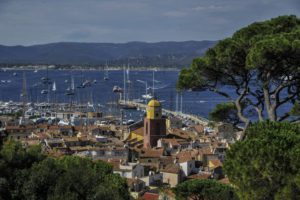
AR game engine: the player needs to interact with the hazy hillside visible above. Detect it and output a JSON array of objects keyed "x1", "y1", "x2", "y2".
[{"x1": 0, "y1": 41, "x2": 216, "y2": 68}]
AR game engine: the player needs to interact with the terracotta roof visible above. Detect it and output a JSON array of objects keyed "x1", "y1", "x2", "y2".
[
  {"x1": 63, "y1": 137, "x2": 79, "y2": 142},
  {"x1": 209, "y1": 159, "x2": 223, "y2": 168},
  {"x1": 5, "y1": 125, "x2": 35, "y2": 130},
  {"x1": 187, "y1": 173, "x2": 211, "y2": 180},
  {"x1": 127, "y1": 178, "x2": 144, "y2": 185},
  {"x1": 161, "y1": 138, "x2": 189, "y2": 146},
  {"x1": 32, "y1": 132, "x2": 50, "y2": 139},
  {"x1": 167, "y1": 129, "x2": 190, "y2": 139},
  {"x1": 161, "y1": 164, "x2": 181, "y2": 174},
  {"x1": 73, "y1": 126, "x2": 84, "y2": 131},
  {"x1": 142, "y1": 192, "x2": 159, "y2": 200},
  {"x1": 175, "y1": 151, "x2": 195, "y2": 163},
  {"x1": 107, "y1": 160, "x2": 121, "y2": 171},
  {"x1": 69, "y1": 146, "x2": 91, "y2": 151},
  {"x1": 140, "y1": 148, "x2": 164, "y2": 158},
  {"x1": 48, "y1": 125, "x2": 59, "y2": 130},
  {"x1": 200, "y1": 147, "x2": 213, "y2": 155},
  {"x1": 159, "y1": 156, "x2": 174, "y2": 167},
  {"x1": 37, "y1": 124, "x2": 49, "y2": 128},
  {"x1": 193, "y1": 125, "x2": 204, "y2": 133}
]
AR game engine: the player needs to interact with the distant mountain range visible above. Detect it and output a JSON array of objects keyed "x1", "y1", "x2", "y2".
[{"x1": 0, "y1": 41, "x2": 216, "y2": 68}]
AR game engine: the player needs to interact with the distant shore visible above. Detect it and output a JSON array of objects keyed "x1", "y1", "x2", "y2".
[{"x1": 0, "y1": 65, "x2": 180, "y2": 71}]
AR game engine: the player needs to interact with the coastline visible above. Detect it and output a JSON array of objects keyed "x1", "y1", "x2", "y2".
[{"x1": 0, "y1": 66, "x2": 180, "y2": 72}]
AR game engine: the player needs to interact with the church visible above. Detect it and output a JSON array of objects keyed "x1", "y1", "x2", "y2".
[
  {"x1": 143, "y1": 99, "x2": 166, "y2": 148},
  {"x1": 125, "y1": 98, "x2": 166, "y2": 149}
]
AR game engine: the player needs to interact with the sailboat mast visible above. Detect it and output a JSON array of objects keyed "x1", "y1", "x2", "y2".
[
  {"x1": 105, "y1": 61, "x2": 108, "y2": 78},
  {"x1": 180, "y1": 92, "x2": 183, "y2": 113},
  {"x1": 145, "y1": 82, "x2": 148, "y2": 98},
  {"x1": 123, "y1": 65, "x2": 126, "y2": 102},
  {"x1": 176, "y1": 92, "x2": 178, "y2": 113},
  {"x1": 71, "y1": 76, "x2": 74, "y2": 90},
  {"x1": 52, "y1": 81, "x2": 56, "y2": 111},
  {"x1": 21, "y1": 72, "x2": 27, "y2": 118},
  {"x1": 152, "y1": 70, "x2": 155, "y2": 97}
]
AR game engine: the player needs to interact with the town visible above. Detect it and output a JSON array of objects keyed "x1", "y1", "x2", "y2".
[{"x1": 0, "y1": 98, "x2": 239, "y2": 199}]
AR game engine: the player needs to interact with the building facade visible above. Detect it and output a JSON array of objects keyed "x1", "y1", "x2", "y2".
[{"x1": 143, "y1": 99, "x2": 166, "y2": 148}]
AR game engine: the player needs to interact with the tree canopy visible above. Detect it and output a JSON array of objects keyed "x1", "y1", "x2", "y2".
[
  {"x1": 177, "y1": 15, "x2": 300, "y2": 138},
  {"x1": 0, "y1": 140, "x2": 130, "y2": 200},
  {"x1": 173, "y1": 179, "x2": 238, "y2": 200},
  {"x1": 224, "y1": 121, "x2": 300, "y2": 199},
  {"x1": 208, "y1": 102, "x2": 240, "y2": 125}
]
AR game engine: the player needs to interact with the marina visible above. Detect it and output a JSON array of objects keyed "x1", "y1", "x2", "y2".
[
  {"x1": 0, "y1": 68, "x2": 293, "y2": 123},
  {"x1": 0, "y1": 69, "x2": 229, "y2": 120}
]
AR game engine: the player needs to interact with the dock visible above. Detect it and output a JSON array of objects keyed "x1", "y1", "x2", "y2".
[{"x1": 118, "y1": 100, "x2": 209, "y2": 126}]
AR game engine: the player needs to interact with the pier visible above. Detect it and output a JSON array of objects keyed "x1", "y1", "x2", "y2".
[{"x1": 119, "y1": 100, "x2": 209, "y2": 126}]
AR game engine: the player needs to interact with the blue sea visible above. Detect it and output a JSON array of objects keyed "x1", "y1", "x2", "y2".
[{"x1": 0, "y1": 69, "x2": 291, "y2": 121}]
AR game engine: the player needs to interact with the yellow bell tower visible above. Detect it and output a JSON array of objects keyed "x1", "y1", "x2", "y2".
[
  {"x1": 144, "y1": 98, "x2": 166, "y2": 148},
  {"x1": 146, "y1": 99, "x2": 162, "y2": 119}
]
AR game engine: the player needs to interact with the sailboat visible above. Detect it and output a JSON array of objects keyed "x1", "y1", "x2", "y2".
[
  {"x1": 66, "y1": 77, "x2": 75, "y2": 95},
  {"x1": 52, "y1": 81, "x2": 56, "y2": 92},
  {"x1": 113, "y1": 86, "x2": 123, "y2": 93},
  {"x1": 140, "y1": 81, "x2": 153, "y2": 99},
  {"x1": 126, "y1": 68, "x2": 131, "y2": 84},
  {"x1": 83, "y1": 80, "x2": 92, "y2": 87},
  {"x1": 41, "y1": 90, "x2": 48, "y2": 95},
  {"x1": 41, "y1": 66, "x2": 51, "y2": 84},
  {"x1": 118, "y1": 66, "x2": 136, "y2": 109},
  {"x1": 104, "y1": 62, "x2": 109, "y2": 80}
]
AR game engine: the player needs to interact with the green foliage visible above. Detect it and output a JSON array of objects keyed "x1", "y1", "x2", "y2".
[
  {"x1": 246, "y1": 29, "x2": 300, "y2": 82},
  {"x1": 177, "y1": 58, "x2": 207, "y2": 90},
  {"x1": 177, "y1": 15, "x2": 300, "y2": 124},
  {"x1": 224, "y1": 121, "x2": 300, "y2": 199},
  {"x1": 209, "y1": 102, "x2": 239, "y2": 125},
  {"x1": 173, "y1": 179, "x2": 238, "y2": 200},
  {"x1": 0, "y1": 140, "x2": 45, "y2": 173},
  {"x1": 0, "y1": 178, "x2": 11, "y2": 200},
  {"x1": 290, "y1": 102, "x2": 300, "y2": 116},
  {"x1": 0, "y1": 140, "x2": 130, "y2": 200}
]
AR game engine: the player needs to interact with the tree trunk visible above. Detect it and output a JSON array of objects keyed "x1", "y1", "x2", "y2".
[
  {"x1": 235, "y1": 90, "x2": 250, "y2": 140},
  {"x1": 263, "y1": 85, "x2": 276, "y2": 121}
]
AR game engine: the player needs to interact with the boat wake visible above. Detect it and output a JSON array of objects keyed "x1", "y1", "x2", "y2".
[{"x1": 147, "y1": 84, "x2": 169, "y2": 90}]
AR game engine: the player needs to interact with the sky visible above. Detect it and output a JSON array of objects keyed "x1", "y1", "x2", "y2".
[{"x1": 0, "y1": 0, "x2": 299, "y2": 46}]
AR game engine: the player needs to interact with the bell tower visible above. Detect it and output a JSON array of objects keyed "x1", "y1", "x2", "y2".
[{"x1": 143, "y1": 98, "x2": 166, "y2": 148}]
